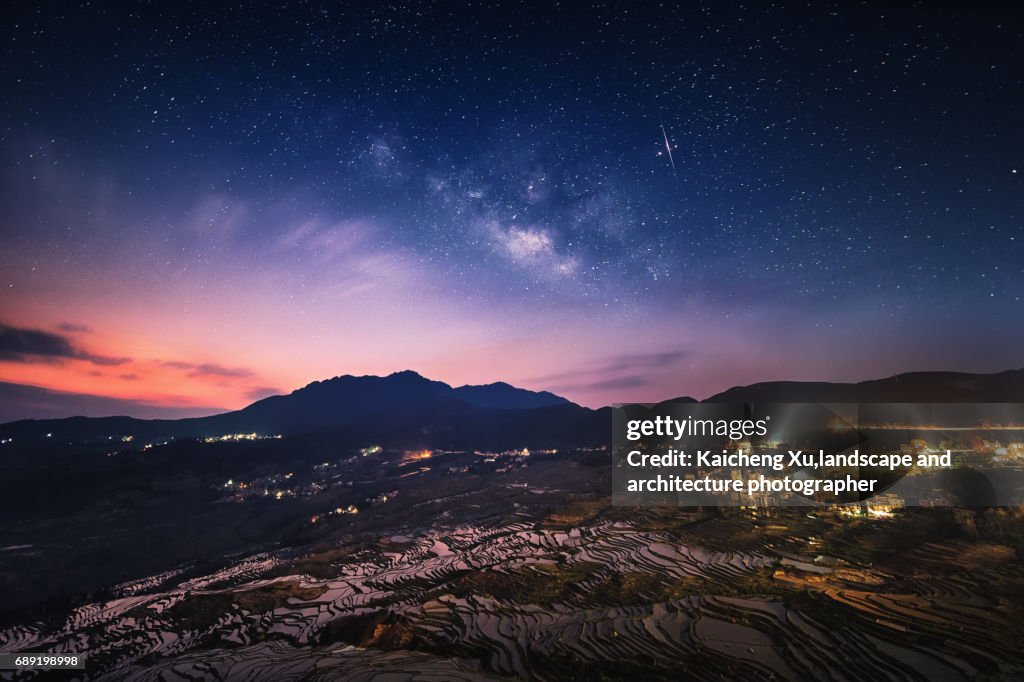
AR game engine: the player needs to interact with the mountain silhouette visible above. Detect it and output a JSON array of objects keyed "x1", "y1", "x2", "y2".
[
  {"x1": 0, "y1": 371, "x2": 593, "y2": 446},
  {"x1": 3, "y1": 368, "x2": 1023, "y2": 445}
]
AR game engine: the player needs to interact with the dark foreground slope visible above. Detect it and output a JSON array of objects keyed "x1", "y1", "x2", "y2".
[{"x1": 3, "y1": 368, "x2": 1024, "y2": 681}]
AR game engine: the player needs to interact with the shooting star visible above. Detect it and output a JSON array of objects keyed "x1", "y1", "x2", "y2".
[{"x1": 660, "y1": 124, "x2": 676, "y2": 172}]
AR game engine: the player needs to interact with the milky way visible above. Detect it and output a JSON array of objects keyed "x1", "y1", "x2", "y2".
[{"x1": 0, "y1": 2, "x2": 1022, "y2": 415}]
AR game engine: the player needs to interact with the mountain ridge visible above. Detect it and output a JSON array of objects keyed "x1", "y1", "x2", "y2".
[
  {"x1": 3, "y1": 368, "x2": 1024, "y2": 444},
  {"x1": 0, "y1": 370, "x2": 587, "y2": 444},
  {"x1": 705, "y1": 368, "x2": 1024, "y2": 403}
]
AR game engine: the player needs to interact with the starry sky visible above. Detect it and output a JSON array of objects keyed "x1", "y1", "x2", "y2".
[{"x1": 1, "y1": 2, "x2": 1022, "y2": 419}]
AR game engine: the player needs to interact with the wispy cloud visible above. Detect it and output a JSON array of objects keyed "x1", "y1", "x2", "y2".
[
  {"x1": 278, "y1": 217, "x2": 373, "y2": 261},
  {"x1": 525, "y1": 350, "x2": 688, "y2": 396},
  {"x1": 527, "y1": 350, "x2": 687, "y2": 385},
  {"x1": 161, "y1": 361, "x2": 255, "y2": 379},
  {"x1": 0, "y1": 323, "x2": 130, "y2": 366},
  {"x1": 0, "y1": 380, "x2": 223, "y2": 422},
  {"x1": 572, "y1": 375, "x2": 652, "y2": 391}
]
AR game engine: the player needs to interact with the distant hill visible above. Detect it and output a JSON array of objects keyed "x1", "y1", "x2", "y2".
[{"x1": 705, "y1": 369, "x2": 1024, "y2": 403}]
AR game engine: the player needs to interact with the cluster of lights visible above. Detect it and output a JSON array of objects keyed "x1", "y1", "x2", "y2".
[
  {"x1": 472, "y1": 447, "x2": 552, "y2": 458},
  {"x1": 204, "y1": 433, "x2": 282, "y2": 443},
  {"x1": 401, "y1": 449, "x2": 433, "y2": 463},
  {"x1": 310, "y1": 504, "x2": 361, "y2": 525}
]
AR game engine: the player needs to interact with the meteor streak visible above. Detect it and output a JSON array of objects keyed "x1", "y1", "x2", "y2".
[{"x1": 660, "y1": 124, "x2": 676, "y2": 172}]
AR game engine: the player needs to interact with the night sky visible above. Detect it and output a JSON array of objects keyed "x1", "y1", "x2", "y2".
[{"x1": 1, "y1": 2, "x2": 1022, "y2": 418}]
